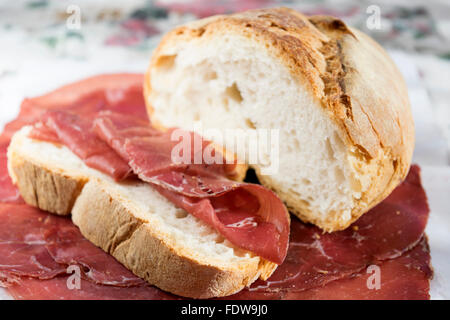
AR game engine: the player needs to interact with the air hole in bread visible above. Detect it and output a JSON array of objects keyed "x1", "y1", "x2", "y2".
[
  {"x1": 197, "y1": 28, "x2": 205, "y2": 37},
  {"x1": 156, "y1": 54, "x2": 177, "y2": 71},
  {"x1": 334, "y1": 167, "x2": 345, "y2": 184},
  {"x1": 224, "y1": 82, "x2": 243, "y2": 103},
  {"x1": 175, "y1": 209, "x2": 188, "y2": 219},
  {"x1": 222, "y1": 98, "x2": 229, "y2": 112},
  {"x1": 243, "y1": 168, "x2": 260, "y2": 184},
  {"x1": 302, "y1": 178, "x2": 311, "y2": 185},
  {"x1": 332, "y1": 132, "x2": 345, "y2": 153},
  {"x1": 245, "y1": 118, "x2": 256, "y2": 129},
  {"x1": 215, "y1": 235, "x2": 225, "y2": 244},
  {"x1": 350, "y1": 173, "x2": 363, "y2": 194},
  {"x1": 204, "y1": 70, "x2": 218, "y2": 81},
  {"x1": 293, "y1": 138, "x2": 300, "y2": 151},
  {"x1": 325, "y1": 137, "x2": 335, "y2": 160}
]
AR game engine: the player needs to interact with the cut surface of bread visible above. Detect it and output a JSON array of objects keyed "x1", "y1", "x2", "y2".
[
  {"x1": 7, "y1": 126, "x2": 276, "y2": 298},
  {"x1": 145, "y1": 7, "x2": 414, "y2": 232}
]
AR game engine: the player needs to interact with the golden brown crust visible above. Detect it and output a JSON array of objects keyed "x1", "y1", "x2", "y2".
[
  {"x1": 11, "y1": 157, "x2": 85, "y2": 216},
  {"x1": 72, "y1": 181, "x2": 272, "y2": 298},
  {"x1": 8, "y1": 139, "x2": 275, "y2": 298},
  {"x1": 145, "y1": 7, "x2": 414, "y2": 231}
]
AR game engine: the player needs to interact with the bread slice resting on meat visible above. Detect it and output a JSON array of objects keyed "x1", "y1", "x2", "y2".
[
  {"x1": 7, "y1": 126, "x2": 276, "y2": 298},
  {"x1": 145, "y1": 7, "x2": 415, "y2": 232}
]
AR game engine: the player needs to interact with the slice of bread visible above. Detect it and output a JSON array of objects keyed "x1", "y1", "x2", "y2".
[
  {"x1": 7, "y1": 126, "x2": 276, "y2": 298},
  {"x1": 144, "y1": 7, "x2": 415, "y2": 232}
]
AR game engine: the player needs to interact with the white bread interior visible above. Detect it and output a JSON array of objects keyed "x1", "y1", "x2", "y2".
[
  {"x1": 145, "y1": 8, "x2": 414, "y2": 231},
  {"x1": 7, "y1": 126, "x2": 276, "y2": 298},
  {"x1": 148, "y1": 32, "x2": 355, "y2": 228}
]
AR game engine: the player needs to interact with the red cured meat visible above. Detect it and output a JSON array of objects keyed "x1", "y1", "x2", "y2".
[
  {"x1": 0, "y1": 204, "x2": 66, "y2": 280},
  {"x1": 30, "y1": 110, "x2": 290, "y2": 264},
  {"x1": 226, "y1": 237, "x2": 432, "y2": 300},
  {"x1": 230, "y1": 165, "x2": 429, "y2": 293},
  {"x1": 18, "y1": 74, "x2": 145, "y2": 119},
  {"x1": 31, "y1": 111, "x2": 132, "y2": 180},
  {"x1": 0, "y1": 204, "x2": 146, "y2": 287},
  {"x1": 5, "y1": 236, "x2": 431, "y2": 300},
  {"x1": 1, "y1": 74, "x2": 144, "y2": 143},
  {"x1": 93, "y1": 112, "x2": 290, "y2": 264},
  {"x1": 0, "y1": 74, "x2": 145, "y2": 203},
  {"x1": 0, "y1": 74, "x2": 432, "y2": 300},
  {"x1": 7, "y1": 277, "x2": 177, "y2": 300},
  {"x1": 285, "y1": 237, "x2": 432, "y2": 300}
]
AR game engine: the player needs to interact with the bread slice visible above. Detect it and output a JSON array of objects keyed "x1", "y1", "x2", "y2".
[
  {"x1": 7, "y1": 126, "x2": 276, "y2": 298},
  {"x1": 144, "y1": 7, "x2": 415, "y2": 232}
]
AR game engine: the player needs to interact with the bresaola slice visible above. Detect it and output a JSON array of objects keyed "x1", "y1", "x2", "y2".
[
  {"x1": 229, "y1": 165, "x2": 430, "y2": 294},
  {"x1": 0, "y1": 167, "x2": 432, "y2": 299},
  {"x1": 94, "y1": 112, "x2": 290, "y2": 264},
  {"x1": 0, "y1": 204, "x2": 66, "y2": 281},
  {"x1": 0, "y1": 74, "x2": 145, "y2": 202},
  {"x1": 31, "y1": 111, "x2": 132, "y2": 180},
  {"x1": 226, "y1": 237, "x2": 432, "y2": 300},
  {"x1": 6, "y1": 276, "x2": 177, "y2": 300},
  {"x1": 284, "y1": 237, "x2": 433, "y2": 300},
  {"x1": 1, "y1": 74, "x2": 145, "y2": 144},
  {"x1": 0, "y1": 204, "x2": 146, "y2": 287},
  {"x1": 30, "y1": 110, "x2": 290, "y2": 264}
]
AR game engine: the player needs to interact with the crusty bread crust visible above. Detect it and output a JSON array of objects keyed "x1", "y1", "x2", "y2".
[
  {"x1": 11, "y1": 156, "x2": 86, "y2": 216},
  {"x1": 145, "y1": 7, "x2": 414, "y2": 231},
  {"x1": 72, "y1": 181, "x2": 273, "y2": 298},
  {"x1": 7, "y1": 130, "x2": 276, "y2": 298}
]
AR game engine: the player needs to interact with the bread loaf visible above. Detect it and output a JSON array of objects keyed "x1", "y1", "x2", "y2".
[{"x1": 145, "y1": 7, "x2": 414, "y2": 231}]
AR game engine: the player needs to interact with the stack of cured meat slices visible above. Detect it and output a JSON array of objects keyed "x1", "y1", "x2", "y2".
[{"x1": 0, "y1": 74, "x2": 432, "y2": 300}]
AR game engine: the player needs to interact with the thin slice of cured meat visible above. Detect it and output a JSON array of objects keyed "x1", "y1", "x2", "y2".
[
  {"x1": 31, "y1": 111, "x2": 132, "y2": 180},
  {"x1": 30, "y1": 110, "x2": 290, "y2": 264},
  {"x1": 226, "y1": 237, "x2": 432, "y2": 300},
  {"x1": 285, "y1": 237, "x2": 432, "y2": 300},
  {"x1": 0, "y1": 204, "x2": 66, "y2": 280},
  {"x1": 0, "y1": 74, "x2": 145, "y2": 198},
  {"x1": 93, "y1": 112, "x2": 290, "y2": 264},
  {"x1": 0, "y1": 203, "x2": 145, "y2": 287},
  {"x1": 226, "y1": 165, "x2": 430, "y2": 296},
  {"x1": 5, "y1": 237, "x2": 431, "y2": 300},
  {"x1": 7, "y1": 276, "x2": 177, "y2": 300},
  {"x1": 1, "y1": 74, "x2": 145, "y2": 143},
  {"x1": 22, "y1": 74, "x2": 144, "y2": 114}
]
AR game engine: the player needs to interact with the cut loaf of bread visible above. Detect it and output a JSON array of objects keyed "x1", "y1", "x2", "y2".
[
  {"x1": 7, "y1": 126, "x2": 276, "y2": 298},
  {"x1": 145, "y1": 7, "x2": 414, "y2": 231}
]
